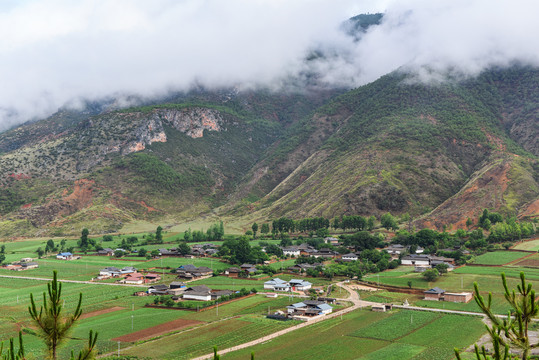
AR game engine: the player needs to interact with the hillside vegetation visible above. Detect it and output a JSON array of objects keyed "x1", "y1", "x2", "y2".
[{"x1": 0, "y1": 67, "x2": 537, "y2": 236}]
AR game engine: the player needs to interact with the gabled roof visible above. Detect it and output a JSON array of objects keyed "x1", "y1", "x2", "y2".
[
  {"x1": 194, "y1": 266, "x2": 213, "y2": 272},
  {"x1": 317, "y1": 303, "x2": 333, "y2": 311},
  {"x1": 287, "y1": 302, "x2": 306, "y2": 309},
  {"x1": 289, "y1": 279, "x2": 312, "y2": 286},
  {"x1": 402, "y1": 254, "x2": 430, "y2": 260},
  {"x1": 424, "y1": 287, "x2": 445, "y2": 294},
  {"x1": 179, "y1": 264, "x2": 197, "y2": 270},
  {"x1": 58, "y1": 252, "x2": 72, "y2": 256},
  {"x1": 149, "y1": 284, "x2": 169, "y2": 290},
  {"x1": 102, "y1": 266, "x2": 120, "y2": 272},
  {"x1": 265, "y1": 278, "x2": 287, "y2": 285},
  {"x1": 303, "y1": 300, "x2": 324, "y2": 305},
  {"x1": 342, "y1": 253, "x2": 358, "y2": 257}
]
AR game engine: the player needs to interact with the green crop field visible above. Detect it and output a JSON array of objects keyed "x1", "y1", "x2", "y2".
[
  {"x1": 472, "y1": 251, "x2": 530, "y2": 265},
  {"x1": 221, "y1": 309, "x2": 485, "y2": 360},
  {"x1": 361, "y1": 264, "x2": 539, "y2": 315}
]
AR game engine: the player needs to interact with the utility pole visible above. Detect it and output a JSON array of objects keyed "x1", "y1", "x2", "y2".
[
  {"x1": 131, "y1": 314, "x2": 134, "y2": 330},
  {"x1": 117, "y1": 341, "x2": 120, "y2": 357}
]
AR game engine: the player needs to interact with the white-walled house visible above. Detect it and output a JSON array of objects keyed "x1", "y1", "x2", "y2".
[
  {"x1": 401, "y1": 254, "x2": 430, "y2": 266},
  {"x1": 264, "y1": 278, "x2": 291, "y2": 291},
  {"x1": 289, "y1": 279, "x2": 312, "y2": 291},
  {"x1": 282, "y1": 247, "x2": 301, "y2": 257},
  {"x1": 56, "y1": 252, "x2": 73, "y2": 260},
  {"x1": 341, "y1": 253, "x2": 359, "y2": 262},
  {"x1": 182, "y1": 285, "x2": 212, "y2": 301}
]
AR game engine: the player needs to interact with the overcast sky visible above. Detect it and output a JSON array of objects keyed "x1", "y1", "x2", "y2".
[{"x1": 0, "y1": 0, "x2": 538, "y2": 130}]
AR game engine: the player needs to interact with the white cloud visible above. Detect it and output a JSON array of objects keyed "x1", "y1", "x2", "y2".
[{"x1": 0, "y1": 0, "x2": 537, "y2": 130}]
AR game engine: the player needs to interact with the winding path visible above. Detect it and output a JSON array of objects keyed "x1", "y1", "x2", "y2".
[{"x1": 190, "y1": 281, "x2": 372, "y2": 360}]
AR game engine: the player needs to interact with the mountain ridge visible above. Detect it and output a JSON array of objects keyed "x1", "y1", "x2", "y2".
[{"x1": 0, "y1": 66, "x2": 537, "y2": 237}]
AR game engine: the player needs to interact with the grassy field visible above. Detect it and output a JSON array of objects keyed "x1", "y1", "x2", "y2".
[
  {"x1": 362, "y1": 263, "x2": 539, "y2": 314},
  {"x1": 0, "y1": 272, "x2": 304, "y2": 359},
  {"x1": 513, "y1": 238, "x2": 539, "y2": 251},
  {"x1": 221, "y1": 309, "x2": 485, "y2": 360},
  {"x1": 472, "y1": 251, "x2": 531, "y2": 265}
]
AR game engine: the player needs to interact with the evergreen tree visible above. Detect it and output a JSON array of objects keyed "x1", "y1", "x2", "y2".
[
  {"x1": 28, "y1": 271, "x2": 98, "y2": 359},
  {"x1": 251, "y1": 223, "x2": 258, "y2": 239},
  {"x1": 455, "y1": 272, "x2": 538, "y2": 360},
  {"x1": 79, "y1": 229, "x2": 89, "y2": 251},
  {"x1": 155, "y1": 226, "x2": 163, "y2": 243}
]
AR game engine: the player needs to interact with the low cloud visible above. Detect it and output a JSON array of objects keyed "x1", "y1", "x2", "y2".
[{"x1": 0, "y1": 0, "x2": 537, "y2": 130}]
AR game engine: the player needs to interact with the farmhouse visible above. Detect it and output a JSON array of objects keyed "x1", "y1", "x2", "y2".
[
  {"x1": 264, "y1": 278, "x2": 291, "y2": 292},
  {"x1": 282, "y1": 246, "x2": 301, "y2": 257},
  {"x1": 429, "y1": 256, "x2": 456, "y2": 266},
  {"x1": 224, "y1": 267, "x2": 242, "y2": 277},
  {"x1": 240, "y1": 264, "x2": 257, "y2": 274},
  {"x1": 170, "y1": 281, "x2": 186, "y2": 289},
  {"x1": 341, "y1": 253, "x2": 359, "y2": 262},
  {"x1": 148, "y1": 284, "x2": 169, "y2": 295},
  {"x1": 99, "y1": 267, "x2": 121, "y2": 277},
  {"x1": 211, "y1": 289, "x2": 235, "y2": 300},
  {"x1": 56, "y1": 252, "x2": 73, "y2": 260},
  {"x1": 423, "y1": 287, "x2": 473, "y2": 303},
  {"x1": 287, "y1": 263, "x2": 323, "y2": 273},
  {"x1": 324, "y1": 237, "x2": 339, "y2": 245},
  {"x1": 97, "y1": 248, "x2": 114, "y2": 256},
  {"x1": 286, "y1": 300, "x2": 333, "y2": 318},
  {"x1": 384, "y1": 244, "x2": 407, "y2": 255},
  {"x1": 289, "y1": 279, "x2": 312, "y2": 291},
  {"x1": 124, "y1": 272, "x2": 145, "y2": 284},
  {"x1": 176, "y1": 265, "x2": 213, "y2": 279},
  {"x1": 21, "y1": 262, "x2": 39, "y2": 270},
  {"x1": 423, "y1": 287, "x2": 445, "y2": 301},
  {"x1": 311, "y1": 248, "x2": 339, "y2": 259},
  {"x1": 183, "y1": 285, "x2": 212, "y2": 301},
  {"x1": 145, "y1": 273, "x2": 161, "y2": 283},
  {"x1": 401, "y1": 254, "x2": 430, "y2": 266},
  {"x1": 444, "y1": 292, "x2": 473, "y2": 303}
]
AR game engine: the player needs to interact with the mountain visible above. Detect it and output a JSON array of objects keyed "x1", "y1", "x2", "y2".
[{"x1": 0, "y1": 66, "x2": 537, "y2": 237}]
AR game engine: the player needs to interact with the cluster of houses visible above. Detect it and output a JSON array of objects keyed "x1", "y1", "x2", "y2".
[
  {"x1": 159, "y1": 244, "x2": 219, "y2": 258},
  {"x1": 2, "y1": 258, "x2": 38, "y2": 271},
  {"x1": 264, "y1": 278, "x2": 313, "y2": 292},
  {"x1": 136, "y1": 283, "x2": 236, "y2": 302},
  {"x1": 97, "y1": 266, "x2": 161, "y2": 284}
]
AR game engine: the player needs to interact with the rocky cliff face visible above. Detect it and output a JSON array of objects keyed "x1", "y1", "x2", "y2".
[{"x1": 0, "y1": 107, "x2": 225, "y2": 179}]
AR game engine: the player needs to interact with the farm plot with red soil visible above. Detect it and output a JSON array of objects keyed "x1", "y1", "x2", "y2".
[
  {"x1": 112, "y1": 318, "x2": 203, "y2": 342},
  {"x1": 80, "y1": 306, "x2": 125, "y2": 319},
  {"x1": 513, "y1": 254, "x2": 539, "y2": 268}
]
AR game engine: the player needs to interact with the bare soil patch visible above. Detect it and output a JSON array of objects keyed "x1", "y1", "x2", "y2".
[
  {"x1": 80, "y1": 306, "x2": 125, "y2": 320},
  {"x1": 112, "y1": 318, "x2": 203, "y2": 342},
  {"x1": 514, "y1": 256, "x2": 539, "y2": 268}
]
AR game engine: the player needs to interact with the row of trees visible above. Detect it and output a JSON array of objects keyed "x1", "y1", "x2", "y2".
[{"x1": 183, "y1": 222, "x2": 224, "y2": 242}]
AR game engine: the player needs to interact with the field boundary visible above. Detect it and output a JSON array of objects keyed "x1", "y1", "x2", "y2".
[
  {"x1": 144, "y1": 293, "x2": 257, "y2": 312},
  {"x1": 358, "y1": 281, "x2": 424, "y2": 295},
  {"x1": 111, "y1": 318, "x2": 203, "y2": 342}
]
